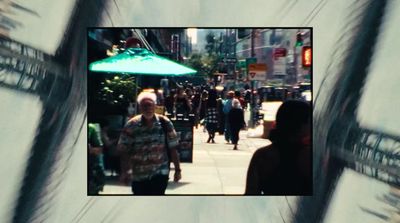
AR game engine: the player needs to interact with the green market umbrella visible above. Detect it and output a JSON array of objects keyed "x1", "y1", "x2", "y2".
[
  {"x1": 89, "y1": 48, "x2": 197, "y2": 76},
  {"x1": 89, "y1": 48, "x2": 196, "y2": 116}
]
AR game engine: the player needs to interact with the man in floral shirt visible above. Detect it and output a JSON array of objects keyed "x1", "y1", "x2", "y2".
[{"x1": 118, "y1": 91, "x2": 181, "y2": 195}]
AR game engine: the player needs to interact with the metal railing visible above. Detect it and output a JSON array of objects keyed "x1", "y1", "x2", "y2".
[
  {"x1": 0, "y1": 37, "x2": 65, "y2": 97},
  {"x1": 336, "y1": 124, "x2": 400, "y2": 185}
]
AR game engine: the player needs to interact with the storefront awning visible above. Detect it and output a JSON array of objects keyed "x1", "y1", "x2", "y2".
[{"x1": 89, "y1": 48, "x2": 197, "y2": 76}]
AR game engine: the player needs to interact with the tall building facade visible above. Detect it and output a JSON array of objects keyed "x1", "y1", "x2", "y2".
[{"x1": 235, "y1": 28, "x2": 311, "y2": 87}]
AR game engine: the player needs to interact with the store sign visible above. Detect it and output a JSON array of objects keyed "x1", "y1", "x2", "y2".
[
  {"x1": 223, "y1": 58, "x2": 237, "y2": 63},
  {"x1": 246, "y1": 57, "x2": 257, "y2": 66},
  {"x1": 248, "y1": 63, "x2": 267, "y2": 81},
  {"x1": 274, "y1": 48, "x2": 287, "y2": 59}
]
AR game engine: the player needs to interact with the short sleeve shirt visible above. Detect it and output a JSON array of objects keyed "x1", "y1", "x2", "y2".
[{"x1": 118, "y1": 114, "x2": 179, "y2": 181}]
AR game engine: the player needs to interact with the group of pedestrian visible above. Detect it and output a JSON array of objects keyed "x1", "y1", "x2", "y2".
[
  {"x1": 89, "y1": 85, "x2": 311, "y2": 195},
  {"x1": 203, "y1": 90, "x2": 247, "y2": 150},
  {"x1": 155, "y1": 86, "x2": 249, "y2": 149}
]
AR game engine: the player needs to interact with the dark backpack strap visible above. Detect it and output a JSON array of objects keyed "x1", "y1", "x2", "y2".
[
  {"x1": 159, "y1": 115, "x2": 171, "y2": 162},
  {"x1": 159, "y1": 115, "x2": 168, "y2": 136}
]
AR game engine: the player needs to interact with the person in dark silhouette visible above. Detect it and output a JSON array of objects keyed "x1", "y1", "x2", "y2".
[
  {"x1": 164, "y1": 89, "x2": 176, "y2": 117},
  {"x1": 191, "y1": 89, "x2": 201, "y2": 128},
  {"x1": 216, "y1": 91, "x2": 225, "y2": 135},
  {"x1": 228, "y1": 99, "x2": 246, "y2": 150},
  {"x1": 204, "y1": 89, "x2": 219, "y2": 143},
  {"x1": 245, "y1": 100, "x2": 311, "y2": 195}
]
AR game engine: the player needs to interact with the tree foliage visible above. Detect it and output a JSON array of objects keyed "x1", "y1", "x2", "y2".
[
  {"x1": 185, "y1": 53, "x2": 219, "y2": 78},
  {"x1": 98, "y1": 75, "x2": 137, "y2": 108},
  {"x1": 185, "y1": 53, "x2": 203, "y2": 72},
  {"x1": 205, "y1": 32, "x2": 220, "y2": 56},
  {"x1": 184, "y1": 30, "x2": 227, "y2": 79}
]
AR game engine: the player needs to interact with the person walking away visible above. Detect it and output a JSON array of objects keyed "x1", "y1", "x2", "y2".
[
  {"x1": 216, "y1": 92, "x2": 225, "y2": 135},
  {"x1": 228, "y1": 99, "x2": 246, "y2": 150},
  {"x1": 244, "y1": 89, "x2": 252, "y2": 110},
  {"x1": 198, "y1": 90, "x2": 208, "y2": 132},
  {"x1": 245, "y1": 100, "x2": 311, "y2": 195},
  {"x1": 204, "y1": 89, "x2": 219, "y2": 143},
  {"x1": 117, "y1": 91, "x2": 182, "y2": 195},
  {"x1": 223, "y1": 91, "x2": 235, "y2": 143},
  {"x1": 191, "y1": 90, "x2": 201, "y2": 128}
]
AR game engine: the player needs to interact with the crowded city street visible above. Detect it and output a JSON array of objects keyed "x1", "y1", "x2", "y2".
[
  {"x1": 3, "y1": 1, "x2": 400, "y2": 222},
  {"x1": 100, "y1": 115, "x2": 270, "y2": 195},
  {"x1": 88, "y1": 28, "x2": 312, "y2": 196}
]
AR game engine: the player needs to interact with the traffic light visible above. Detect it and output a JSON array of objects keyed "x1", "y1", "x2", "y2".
[
  {"x1": 302, "y1": 46, "x2": 312, "y2": 67},
  {"x1": 296, "y1": 32, "x2": 303, "y2": 47}
]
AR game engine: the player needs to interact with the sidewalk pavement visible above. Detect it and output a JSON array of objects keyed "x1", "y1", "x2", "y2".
[{"x1": 100, "y1": 125, "x2": 271, "y2": 195}]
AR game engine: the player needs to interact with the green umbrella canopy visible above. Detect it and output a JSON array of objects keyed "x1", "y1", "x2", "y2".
[{"x1": 89, "y1": 48, "x2": 197, "y2": 76}]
